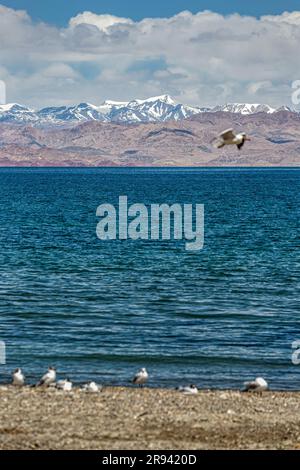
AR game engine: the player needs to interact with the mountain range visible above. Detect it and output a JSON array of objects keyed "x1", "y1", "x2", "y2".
[
  {"x1": 0, "y1": 95, "x2": 295, "y2": 125},
  {"x1": 0, "y1": 109, "x2": 299, "y2": 167}
]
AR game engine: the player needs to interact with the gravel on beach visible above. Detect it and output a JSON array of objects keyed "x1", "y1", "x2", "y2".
[{"x1": 1, "y1": 386, "x2": 300, "y2": 450}]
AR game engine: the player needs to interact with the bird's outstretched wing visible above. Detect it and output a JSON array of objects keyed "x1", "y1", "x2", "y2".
[
  {"x1": 219, "y1": 128, "x2": 235, "y2": 141},
  {"x1": 210, "y1": 137, "x2": 225, "y2": 149},
  {"x1": 210, "y1": 128, "x2": 235, "y2": 148}
]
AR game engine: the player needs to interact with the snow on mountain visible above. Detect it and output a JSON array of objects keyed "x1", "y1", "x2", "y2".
[
  {"x1": 0, "y1": 103, "x2": 37, "y2": 122},
  {"x1": 211, "y1": 103, "x2": 277, "y2": 114},
  {"x1": 129, "y1": 94, "x2": 176, "y2": 106},
  {"x1": 164, "y1": 104, "x2": 211, "y2": 121},
  {"x1": 276, "y1": 105, "x2": 294, "y2": 112},
  {"x1": 108, "y1": 95, "x2": 202, "y2": 122},
  {"x1": 0, "y1": 96, "x2": 295, "y2": 125},
  {"x1": 109, "y1": 107, "x2": 144, "y2": 123},
  {"x1": 98, "y1": 100, "x2": 129, "y2": 115},
  {"x1": 37, "y1": 103, "x2": 109, "y2": 123},
  {"x1": 0, "y1": 103, "x2": 19, "y2": 112},
  {"x1": 120, "y1": 96, "x2": 176, "y2": 122}
]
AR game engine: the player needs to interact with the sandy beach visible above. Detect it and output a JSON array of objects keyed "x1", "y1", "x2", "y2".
[{"x1": 1, "y1": 386, "x2": 300, "y2": 450}]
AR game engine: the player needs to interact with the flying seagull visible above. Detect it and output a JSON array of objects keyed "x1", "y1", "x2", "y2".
[
  {"x1": 132, "y1": 368, "x2": 148, "y2": 386},
  {"x1": 36, "y1": 366, "x2": 56, "y2": 387},
  {"x1": 243, "y1": 377, "x2": 268, "y2": 392},
  {"x1": 212, "y1": 129, "x2": 251, "y2": 150},
  {"x1": 12, "y1": 368, "x2": 25, "y2": 386}
]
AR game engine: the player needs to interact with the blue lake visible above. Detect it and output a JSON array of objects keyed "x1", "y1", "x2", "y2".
[{"x1": 0, "y1": 167, "x2": 299, "y2": 389}]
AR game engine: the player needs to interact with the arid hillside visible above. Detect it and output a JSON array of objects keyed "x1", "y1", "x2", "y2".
[{"x1": 0, "y1": 111, "x2": 299, "y2": 166}]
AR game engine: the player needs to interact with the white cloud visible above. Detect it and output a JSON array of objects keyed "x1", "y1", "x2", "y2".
[
  {"x1": 69, "y1": 11, "x2": 133, "y2": 32},
  {"x1": 262, "y1": 11, "x2": 300, "y2": 25},
  {"x1": 0, "y1": 5, "x2": 300, "y2": 108}
]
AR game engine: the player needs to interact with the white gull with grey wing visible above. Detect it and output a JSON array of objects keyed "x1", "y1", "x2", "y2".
[{"x1": 212, "y1": 128, "x2": 251, "y2": 150}]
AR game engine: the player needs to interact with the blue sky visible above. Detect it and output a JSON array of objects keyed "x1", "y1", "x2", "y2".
[{"x1": 1, "y1": 0, "x2": 300, "y2": 25}]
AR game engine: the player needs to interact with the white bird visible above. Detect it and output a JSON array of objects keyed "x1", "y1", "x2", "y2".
[
  {"x1": 56, "y1": 378, "x2": 72, "y2": 391},
  {"x1": 212, "y1": 129, "x2": 251, "y2": 150},
  {"x1": 82, "y1": 381, "x2": 101, "y2": 393},
  {"x1": 12, "y1": 368, "x2": 25, "y2": 386},
  {"x1": 243, "y1": 377, "x2": 268, "y2": 392},
  {"x1": 37, "y1": 366, "x2": 56, "y2": 387},
  {"x1": 176, "y1": 384, "x2": 198, "y2": 395},
  {"x1": 132, "y1": 368, "x2": 148, "y2": 386}
]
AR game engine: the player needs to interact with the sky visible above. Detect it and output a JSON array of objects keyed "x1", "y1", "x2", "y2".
[
  {"x1": 0, "y1": 1, "x2": 300, "y2": 108},
  {"x1": 1, "y1": 1, "x2": 300, "y2": 26}
]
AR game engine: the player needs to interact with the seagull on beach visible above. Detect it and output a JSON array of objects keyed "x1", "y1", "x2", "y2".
[
  {"x1": 243, "y1": 377, "x2": 268, "y2": 392},
  {"x1": 211, "y1": 129, "x2": 251, "y2": 150},
  {"x1": 12, "y1": 368, "x2": 25, "y2": 386},
  {"x1": 82, "y1": 381, "x2": 101, "y2": 393},
  {"x1": 56, "y1": 378, "x2": 72, "y2": 391},
  {"x1": 176, "y1": 384, "x2": 198, "y2": 395},
  {"x1": 132, "y1": 368, "x2": 148, "y2": 386},
  {"x1": 36, "y1": 366, "x2": 56, "y2": 387}
]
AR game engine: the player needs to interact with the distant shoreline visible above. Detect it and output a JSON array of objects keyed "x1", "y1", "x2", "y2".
[
  {"x1": 1, "y1": 386, "x2": 300, "y2": 450},
  {"x1": 0, "y1": 165, "x2": 299, "y2": 169}
]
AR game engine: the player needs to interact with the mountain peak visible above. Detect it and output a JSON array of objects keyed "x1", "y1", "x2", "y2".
[
  {"x1": 212, "y1": 103, "x2": 277, "y2": 114},
  {"x1": 0, "y1": 102, "x2": 32, "y2": 111},
  {"x1": 129, "y1": 94, "x2": 176, "y2": 106},
  {"x1": 101, "y1": 99, "x2": 129, "y2": 106}
]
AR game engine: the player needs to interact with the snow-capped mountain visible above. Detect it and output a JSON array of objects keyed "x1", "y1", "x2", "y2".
[
  {"x1": 1, "y1": 95, "x2": 203, "y2": 124},
  {"x1": 0, "y1": 103, "x2": 37, "y2": 122},
  {"x1": 37, "y1": 103, "x2": 108, "y2": 123},
  {"x1": 107, "y1": 94, "x2": 204, "y2": 123},
  {"x1": 0, "y1": 96, "x2": 295, "y2": 125},
  {"x1": 98, "y1": 100, "x2": 129, "y2": 115},
  {"x1": 276, "y1": 105, "x2": 293, "y2": 112},
  {"x1": 211, "y1": 103, "x2": 277, "y2": 114},
  {"x1": 120, "y1": 94, "x2": 178, "y2": 122}
]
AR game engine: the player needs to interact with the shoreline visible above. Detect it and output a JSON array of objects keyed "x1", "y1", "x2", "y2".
[
  {"x1": 1, "y1": 382, "x2": 299, "y2": 392},
  {"x1": 1, "y1": 386, "x2": 300, "y2": 450}
]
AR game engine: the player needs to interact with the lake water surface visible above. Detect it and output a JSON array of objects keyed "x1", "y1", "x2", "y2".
[{"x1": 0, "y1": 168, "x2": 299, "y2": 389}]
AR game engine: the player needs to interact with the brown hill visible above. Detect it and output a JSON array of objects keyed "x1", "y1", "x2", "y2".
[{"x1": 0, "y1": 111, "x2": 299, "y2": 166}]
